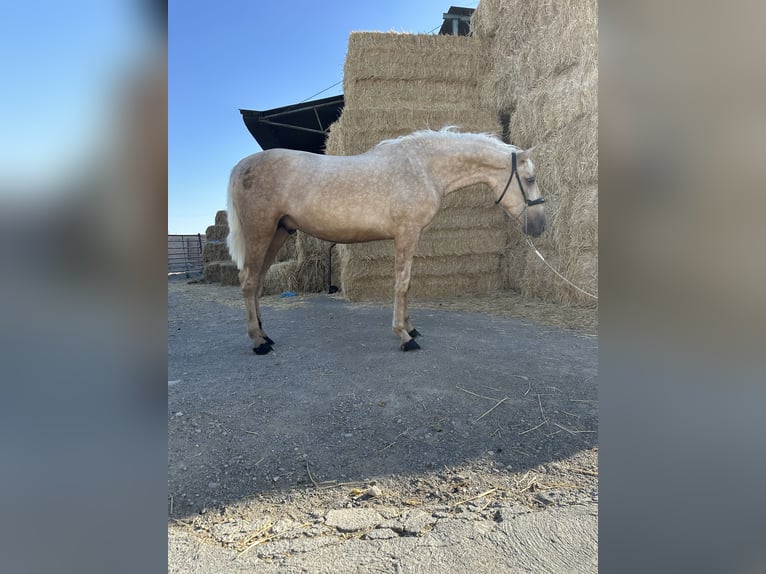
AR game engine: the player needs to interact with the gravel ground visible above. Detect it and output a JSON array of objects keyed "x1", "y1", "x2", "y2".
[{"x1": 168, "y1": 280, "x2": 598, "y2": 572}]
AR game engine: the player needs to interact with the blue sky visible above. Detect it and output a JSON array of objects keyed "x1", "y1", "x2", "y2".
[
  {"x1": 0, "y1": 1, "x2": 151, "y2": 193},
  {"x1": 169, "y1": 0, "x2": 478, "y2": 234}
]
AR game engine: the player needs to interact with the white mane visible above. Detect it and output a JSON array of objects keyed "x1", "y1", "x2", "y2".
[{"x1": 376, "y1": 126, "x2": 521, "y2": 152}]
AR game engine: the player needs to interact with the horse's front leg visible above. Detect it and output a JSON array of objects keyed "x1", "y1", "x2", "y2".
[{"x1": 393, "y1": 231, "x2": 421, "y2": 352}]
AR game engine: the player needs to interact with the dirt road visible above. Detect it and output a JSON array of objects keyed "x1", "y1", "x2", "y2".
[{"x1": 168, "y1": 281, "x2": 598, "y2": 572}]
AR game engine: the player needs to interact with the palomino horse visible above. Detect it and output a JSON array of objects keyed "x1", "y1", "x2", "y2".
[{"x1": 227, "y1": 127, "x2": 546, "y2": 354}]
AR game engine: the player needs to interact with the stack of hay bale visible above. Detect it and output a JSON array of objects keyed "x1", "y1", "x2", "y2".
[
  {"x1": 201, "y1": 209, "x2": 301, "y2": 294},
  {"x1": 202, "y1": 210, "x2": 239, "y2": 286},
  {"x1": 472, "y1": 0, "x2": 598, "y2": 304},
  {"x1": 325, "y1": 32, "x2": 505, "y2": 301},
  {"x1": 288, "y1": 232, "x2": 336, "y2": 293}
]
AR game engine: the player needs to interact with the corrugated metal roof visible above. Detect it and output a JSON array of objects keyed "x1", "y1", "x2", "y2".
[{"x1": 240, "y1": 95, "x2": 344, "y2": 154}]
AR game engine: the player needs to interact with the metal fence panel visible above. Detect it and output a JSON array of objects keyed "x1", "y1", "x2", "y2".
[{"x1": 168, "y1": 234, "x2": 206, "y2": 277}]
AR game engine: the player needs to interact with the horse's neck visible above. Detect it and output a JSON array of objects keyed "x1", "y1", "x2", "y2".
[{"x1": 421, "y1": 139, "x2": 507, "y2": 196}]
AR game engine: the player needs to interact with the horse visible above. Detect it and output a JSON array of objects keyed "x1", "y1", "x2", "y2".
[{"x1": 227, "y1": 126, "x2": 546, "y2": 354}]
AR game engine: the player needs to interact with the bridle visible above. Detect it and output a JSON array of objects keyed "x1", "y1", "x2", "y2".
[{"x1": 494, "y1": 151, "x2": 545, "y2": 207}]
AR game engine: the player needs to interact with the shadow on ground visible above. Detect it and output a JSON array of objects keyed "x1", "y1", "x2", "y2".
[{"x1": 168, "y1": 282, "x2": 597, "y2": 518}]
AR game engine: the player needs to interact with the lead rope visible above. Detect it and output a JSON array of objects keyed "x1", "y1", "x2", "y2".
[
  {"x1": 519, "y1": 208, "x2": 599, "y2": 300},
  {"x1": 524, "y1": 237, "x2": 598, "y2": 300}
]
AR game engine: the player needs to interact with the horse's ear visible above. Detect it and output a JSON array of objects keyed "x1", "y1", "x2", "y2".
[{"x1": 518, "y1": 146, "x2": 537, "y2": 161}]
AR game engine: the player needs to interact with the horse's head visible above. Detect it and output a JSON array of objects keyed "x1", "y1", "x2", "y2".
[{"x1": 495, "y1": 147, "x2": 547, "y2": 237}]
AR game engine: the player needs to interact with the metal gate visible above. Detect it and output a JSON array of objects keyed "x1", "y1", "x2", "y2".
[{"x1": 167, "y1": 234, "x2": 205, "y2": 277}]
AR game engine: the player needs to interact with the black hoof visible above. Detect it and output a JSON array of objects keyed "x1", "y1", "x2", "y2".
[
  {"x1": 400, "y1": 339, "x2": 421, "y2": 352},
  {"x1": 253, "y1": 342, "x2": 273, "y2": 355},
  {"x1": 264, "y1": 336, "x2": 274, "y2": 345},
  {"x1": 408, "y1": 328, "x2": 421, "y2": 338}
]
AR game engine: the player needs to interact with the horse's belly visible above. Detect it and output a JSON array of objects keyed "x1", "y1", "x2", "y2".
[
  {"x1": 298, "y1": 224, "x2": 391, "y2": 244},
  {"x1": 286, "y1": 215, "x2": 392, "y2": 244}
]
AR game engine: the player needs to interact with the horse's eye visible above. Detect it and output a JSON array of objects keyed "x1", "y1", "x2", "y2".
[{"x1": 526, "y1": 177, "x2": 536, "y2": 185}]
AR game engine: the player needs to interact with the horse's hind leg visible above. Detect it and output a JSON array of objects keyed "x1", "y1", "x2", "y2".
[
  {"x1": 240, "y1": 222, "x2": 280, "y2": 355},
  {"x1": 260, "y1": 226, "x2": 291, "y2": 287},
  {"x1": 253, "y1": 226, "x2": 291, "y2": 342},
  {"x1": 241, "y1": 265, "x2": 271, "y2": 355},
  {"x1": 405, "y1": 316, "x2": 420, "y2": 338}
]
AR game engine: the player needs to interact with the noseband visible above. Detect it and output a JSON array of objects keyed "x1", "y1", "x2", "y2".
[{"x1": 494, "y1": 152, "x2": 545, "y2": 207}]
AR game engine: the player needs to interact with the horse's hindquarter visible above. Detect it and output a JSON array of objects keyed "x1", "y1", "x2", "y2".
[{"x1": 281, "y1": 152, "x2": 440, "y2": 244}]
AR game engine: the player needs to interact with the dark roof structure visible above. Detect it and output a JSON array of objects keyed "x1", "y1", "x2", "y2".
[
  {"x1": 439, "y1": 6, "x2": 474, "y2": 36},
  {"x1": 240, "y1": 95, "x2": 344, "y2": 155}
]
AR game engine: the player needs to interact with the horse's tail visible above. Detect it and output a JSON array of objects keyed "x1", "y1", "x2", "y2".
[{"x1": 226, "y1": 171, "x2": 246, "y2": 270}]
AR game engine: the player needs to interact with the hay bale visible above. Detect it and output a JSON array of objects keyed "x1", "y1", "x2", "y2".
[
  {"x1": 552, "y1": 247, "x2": 597, "y2": 305},
  {"x1": 346, "y1": 252, "x2": 502, "y2": 279},
  {"x1": 428, "y1": 205, "x2": 507, "y2": 230},
  {"x1": 469, "y1": 0, "x2": 506, "y2": 38},
  {"x1": 205, "y1": 224, "x2": 228, "y2": 242},
  {"x1": 218, "y1": 262, "x2": 240, "y2": 286},
  {"x1": 339, "y1": 236, "x2": 506, "y2": 300},
  {"x1": 333, "y1": 108, "x2": 499, "y2": 155},
  {"x1": 328, "y1": 32, "x2": 499, "y2": 156},
  {"x1": 203, "y1": 261, "x2": 221, "y2": 283},
  {"x1": 341, "y1": 272, "x2": 504, "y2": 303},
  {"x1": 214, "y1": 210, "x2": 228, "y2": 226},
  {"x1": 473, "y1": 0, "x2": 598, "y2": 109},
  {"x1": 510, "y1": 64, "x2": 598, "y2": 143},
  {"x1": 507, "y1": 245, "x2": 597, "y2": 307},
  {"x1": 335, "y1": 108, "x2": 496, "y2": 135},
  {"x1": 500, "y1": 243, "x2": 527, "y2": 293},
  {"x1": 551, "y1": 184, "x2": 598, "y2": 251},
  {"x1": 344, "y1": 33, "x2": 487, "y2": 84},
  {"x1": 323, "y1": 118, "x2": 345, "y2": 155},
  {"x1": 511, "y1": 4, "x2": 597, "y2": 95},
  {"x1": 296, "y1": 231, "x2": 325, "y2": 259},
  {"x1": 204, "y1": 259, "x2": 308, "y2": 294},
  {"x1": 292, "y1": 232, "x2": 331, "y2": 292},
  {"x1": 203, "y1": 241, "x2": 230, "y2": 263},
  {"x1": 531, "y1": 113, "x2": 598, "y2": 190},
  {"x1": 472, "y1": 0, "x2": 583, "y2": 42},
  {"x1": 204, "y1": 259, "x2": 312, "y2": 294},
  {"x1": 517, "y1": 248, "x2": 556, "y2": 302},
  {"x1": 293, "y1": 251, "x2": 327, "y2": 292},
  {"x1": 204, "y1": 261, "x2": 240, "y2": 286},
  {"x1": 346, "y1": 78, "x2": 483, "y2": 109},
  {"x1": 261, "y1": 260, "x2": 298, "y2": 295},
  {"x1": 276, "y1": 233, "x2": 297, "y2": 263},
  {"x1": 339, "y1": 227, "x2": 508, "y2": 261}
]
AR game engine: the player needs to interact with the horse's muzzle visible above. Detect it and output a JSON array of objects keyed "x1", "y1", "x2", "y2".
[{"x1": 524, "y1": 211, "x2": 547, "y2": 237}]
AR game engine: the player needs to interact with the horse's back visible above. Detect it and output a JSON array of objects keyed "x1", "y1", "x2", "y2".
[
  {"x1": 232, "y1": 148, "x2": 303, "y2": 183},
  {"x1": 229, "y1": 145, "x2": 440, "y2": 243},
  {"x1": 233, "y1": 148, "x2": 382, "y2": 196}
]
